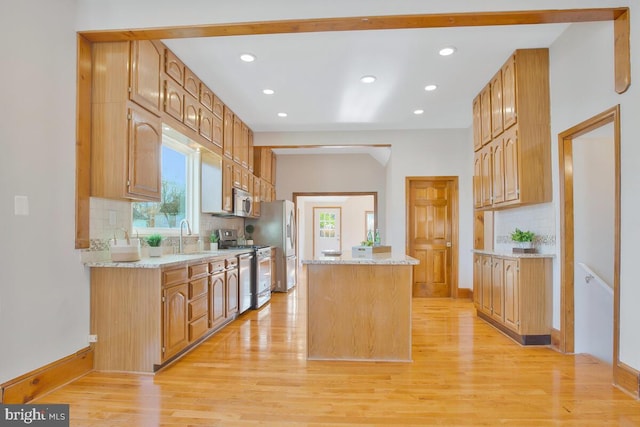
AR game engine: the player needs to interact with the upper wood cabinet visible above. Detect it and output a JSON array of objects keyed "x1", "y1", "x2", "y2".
[
  {"x1": 223, "y1": 106, "x2": 234, "y2": 159},
  {"x1": 183, "y1": 92, "x2": 199, "y2": 132},
  {"x1": 241, "y1": 122, "x2": 250, "y2": 168},
  {"x1": 212, "y1": 95, "x2": 224, "y2": 119},
  {"x1": 471, "y1": 48, "x2": 550, "y2": 209},
  {"x1": 248, "y1": 130, "x2": 254, "y2": 173},
  {"x1": 233, "y1": 115, "x2": 243, "y2": 164},
  {"x1": 184, "y1": 67, "x2": 200, "y2": 99},
  {"x1": 91, "y1": 42, "x2": 162, "y2": 202},
  {"x1": 164, "y1": 78, "x2": 184, "y2": 122},
  {"x1": 480, "y1": 84, "x2": 492, "y2": 145},
  {"x1": 199, "y1": 83, "x2": 214, "y2": 112},
  {"x1": 222, "y1": 158, "x2": 234, "y2": 212},
  {"x1": 164, "y1": 48, "x2": 185, "y2": 85},
  {"x1": 130, "y1": 40, "x2": 162, "y2": 115},
  {"x1": 472, "y1": 95, "x2": 482, "y2": 151}
]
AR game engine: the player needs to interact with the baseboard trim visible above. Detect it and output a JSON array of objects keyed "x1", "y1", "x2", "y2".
[
  {"x1": 614, "y1": 361, "x2": 639, "y2": 399},
  {"x1": 457, "y1": 288, "x2": 472, "y2": 300},
  {"x1": 0, "y1": 347, "x2": 94, "y2": 404},
  {"x1": 550, "y1": 328, "x2": 561, "y2": 351},
  {"x1": 477, "y1": 310, "x2": 550, "y2": 346}
]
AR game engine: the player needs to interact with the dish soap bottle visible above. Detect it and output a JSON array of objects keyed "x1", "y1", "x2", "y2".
[{"x1": 374, "y1": 229, "x2": 381, "y2": 246}]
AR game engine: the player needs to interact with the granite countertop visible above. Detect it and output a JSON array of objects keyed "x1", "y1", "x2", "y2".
[
  {"x1": 471, "y1": 249, "x2": 555, "y2": 259},
  {"x1": 85, "y1": 249, "x2": 253, "y2": 269},
  {"x1": 302, "y1": 252, "x2": 419, "y2": 265}
]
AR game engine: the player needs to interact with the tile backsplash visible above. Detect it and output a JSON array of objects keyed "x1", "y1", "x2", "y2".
[{"x1": 493, "y1": 203, "x2": 556, "y2": 254}]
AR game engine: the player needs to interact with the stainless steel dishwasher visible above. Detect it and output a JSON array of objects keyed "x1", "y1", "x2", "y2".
[{"x1": 238, "y1": 252, "x2": 254, "y2": 314}]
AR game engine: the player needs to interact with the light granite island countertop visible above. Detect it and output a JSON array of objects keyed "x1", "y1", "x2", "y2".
[{"x1": 302, "y1": 251, "x2": 419, "y2": 362}]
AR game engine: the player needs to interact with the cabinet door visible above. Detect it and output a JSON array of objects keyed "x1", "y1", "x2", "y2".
[
  {"x1": 492, "y1": 137, "x2": 505, "y2": 205},
  {"x1": 222, "y1": 159, "x2": 234, "y2": 212},
  {"x1": 503, "y1": 259, "x2": 520, "y2": 332},
  {"x1": 253, "y1": 176, "x2": 261, "y2": 217},
  {"x1": 241, "y1": 122, "x2": 249, "y2": 168},
  {"x1": 199, "y1": 83, "x2": 214, "y2": 112},
  {"x1": 503, "y1": 127, "x2": 520, "y2": 202},
  {"x1": 232, "y1": 164, "x2": 242, "y2": 189},
  {"x1": 223, "y1": 106, "x2": 234, "y2": 159},
  {"x1": 502, "y1": 55, "x2": 517, "y2": 130},
  {"x1": 480, "y1": 146, "x2": 492, "y2": 207},
  {"x1": 473, "y1": 151, "x2": 482, "y2": 209},
  {"x1": 490, "y1": 70, "x2": 503, "y2": 137},
  {"x1": 164, "y1": 79, "x2": 184, "y2": 122},
  {"x1": 164, "y1": 49, "x2": 184, "y2": 85},
  {"x1": 212, "y1": 95, "x2": 224, "y2": 119},
  {"x1": 226, "y1": 268, "x2": 239, "y2": 317},
  {"x1": 241, "y1": 168, "x2": 250, "y2": 191},
  {"x1": 211, "y1": 114, "x2": 223, "y2": 148},
  {"x1": 127, "y1": 106, "x2": 161, "y2": 200},
  {"x1": 473, "y1": 254, "x2": 482, "y2": 309},
  {"x1": 163, "y1": 283, "x2": 189, "y2": 361},
  {"x1": 491, "y1": 258, "x2": 504, "y2": 322},
  {"x1": 472, "y1": 95, "x2": 482, "y2": 151},
  {"x1": 130, "y1": 40, "x2": 161, "y2": 114},
  {"x1": 199, "y1": 107, "x2": 214, "y2": 142},
  {"x1": 184, "y1": 93, "x2": 199, "y2": 132},
  {"x1": 210, "y1": 271, "x2": 226, "y2": 329},
  {"x1": 480, "y1": 84, "x2": 492, "y2": 145},
  {"x1": 248, "y1": 129, "x2": 254, "y2": 173},
  {"x1": 233, "y1": 115, "x2": 242, "y2": 164},
  {"x1": 481, "y1": 255, "x2": 492, "y2": 315},
  {"x1": 184, "y1": 67, "x2": 200, "y2": 99}
]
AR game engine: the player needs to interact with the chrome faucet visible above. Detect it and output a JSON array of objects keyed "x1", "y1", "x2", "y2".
[{"x1": 179, "y1": 219, "x2": 192, "y2": 253}]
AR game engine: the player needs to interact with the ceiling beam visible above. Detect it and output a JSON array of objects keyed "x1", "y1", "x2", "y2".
[{"x1": 79, "y1": 8, "x2": 627, "y2": 42}]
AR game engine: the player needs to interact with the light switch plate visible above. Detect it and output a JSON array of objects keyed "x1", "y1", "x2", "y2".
[{"x1": 14, "y1": 195, "x2": 29, "y2": 216}]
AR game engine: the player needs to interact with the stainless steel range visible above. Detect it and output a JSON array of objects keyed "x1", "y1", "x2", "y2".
[{"x1": 218, "y1": 229, "x2": 271, "y2": 310}]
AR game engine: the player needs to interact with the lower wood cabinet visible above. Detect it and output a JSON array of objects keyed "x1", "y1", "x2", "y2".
[
  {"x1": 473, "y1": 253, "x2": 552, "y2": 345},
  {"x1": 90, "y1": 253, "x2": 249, "y2": 374}
]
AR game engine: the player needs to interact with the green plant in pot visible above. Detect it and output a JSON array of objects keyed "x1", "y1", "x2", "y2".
[
  {"x1": 510, "y1": 228, "x2": 535, "y2": 252},
  {"x1": 209, "y1": 231, "x2": 220, "y2": 251},
  {"x1": 245, "y1": 224, "x2": 255, "y2": 243},
  {"x1": 146, "y1": 233, "x2": 163, "y2": 257}
]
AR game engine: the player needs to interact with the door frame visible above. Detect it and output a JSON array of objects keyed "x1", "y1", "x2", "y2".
[
  {"x1": 405, "y1": 176, "x2": 459, "y2": 298},
  {"x1": 558, "y1": 105, "x2": 635, "y2": 392}
]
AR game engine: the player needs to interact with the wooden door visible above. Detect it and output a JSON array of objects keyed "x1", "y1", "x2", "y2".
[
  {"x1": 502, "y1": 55, "x2": 517, "y2": 130},
  {"x1": 503, "y1": 259, "x2": 520, "y2": 332},
  {"x1": 503, "y1": 127, "x2": 520, "y2": 202},
  {"x1": 129, "y1": 40, "x2": 161, "y2": 114},
  {"x1": 490, "y1": 69, "x2": 504, "y2": 137},
  {"x1": 313, "y1": 207, "x2": 341, "y2": 257},
  {"x1": 209, "y1": 271, "x2": 226, "y2": 329},
  {"x1": 492, "y1": 137, "x2": 505, "y2": 205},
  {"x1": 163, "y1": 283, "x2": 188, "y2": 361},
  {"x1": 491, "y1": 258, "x2": 504, "y2": 322},
  {"x1": 127, "y1": 106, "x2": 161, "y2": 201},
  {"x1": 408, "y1": 178, "x2": 455, "y2": 297},
  {"x1": 481, "y1": 255, "x2": 492, "y2": 314}
]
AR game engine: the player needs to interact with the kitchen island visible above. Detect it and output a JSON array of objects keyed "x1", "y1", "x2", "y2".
[{"x1": 302, "y1": 252, "x2": 419, "y2": 362}]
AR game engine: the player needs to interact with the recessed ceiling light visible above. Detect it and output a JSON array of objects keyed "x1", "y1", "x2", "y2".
[
  {"x1": 263, "y1": 89, "x2": 275, "y2": 95},
  {"x1": 424, "y1": 84, "x2": 438, "y2": 92},
  {"x1": 439, "y1": 47, "x2": 457, "y2": 56},
  {"x1": 360, "y1": 75, "x2": 376, "y2": 84},
  {"x1": 277, "y1": 112, "x2": 288, "y2": 118},
  {"x1": 240, "y1": 53, "x2": 256, "y2": 62},
  {"x1": 413, "y1": 109, "x2": 424, "y2": 115}
]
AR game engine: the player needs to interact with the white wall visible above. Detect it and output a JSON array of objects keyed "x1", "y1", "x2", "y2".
[
  {"x1": 0, "y1": 0, "x2": 89, "y2": 383},
  {"x1": 549, "y1": 15, "x2": 640, "y2": 369}
]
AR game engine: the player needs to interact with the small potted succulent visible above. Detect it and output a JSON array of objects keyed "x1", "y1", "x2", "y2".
[
  {"x1": 245, "y1": 224, "x2": 255, "y2": 244},
  {"x1": 146, "y1": 233, "x2": 163, "y2": 257},
  {"x1": 511, "y1": 228, "x2": 535, "y2": 253},
  {"x1": 209, "y1": 231, "x2": 220, "y2": 251}
]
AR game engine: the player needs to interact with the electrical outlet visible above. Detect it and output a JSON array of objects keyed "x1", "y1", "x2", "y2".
[{"x1": 88, "y1": 334, "x2": 98, "y2": 343}]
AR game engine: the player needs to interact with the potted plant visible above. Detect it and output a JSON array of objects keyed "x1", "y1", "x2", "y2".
[
  {"x1": 245, "y1": 224, "x2": 255, "y2": 244},
  {"x1": 209, "y1": 231, "x2": 220, "y2": 251},
  {"x1": 510, "y1": 228, "x2": 536, "y2": 253},
  {"x1": 146, "y1": 233, "x2": 163, "y2": 257}
]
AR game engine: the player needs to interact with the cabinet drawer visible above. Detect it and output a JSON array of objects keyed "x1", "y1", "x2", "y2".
[
  {"x1": 189, "y1": 263, "x2": 209, "y2": 279},
  {"x1": 189, "y1": 277, "x2": 208, "y2": 299},
  {"x1": 189, "y1": 315, "x2": 209, "y2": 342},
  {"x1": 189, "y1": 294, "x2": 208, "y2": 320},
  {"x1": 163, "y1": 267, "x2": 188, "y2": 286},
  {"x1": 210, "y1": 260, "x2": 225, "y2": 273},
  {"x1": 225, "y1": 257, "x2": 238, "y2": 269}
]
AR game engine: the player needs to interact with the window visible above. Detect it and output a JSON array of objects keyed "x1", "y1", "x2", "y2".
[
  {"x1": 132, "y1": 126, "x2": 199, "y2": 235},
  {"x1": 318, "y1": 212, "x2": 336, "y2": 238}
]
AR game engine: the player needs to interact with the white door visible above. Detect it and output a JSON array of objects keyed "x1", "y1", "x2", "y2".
[{"x1": 313, "y1": 207, "x2": 341, "y2": 257}]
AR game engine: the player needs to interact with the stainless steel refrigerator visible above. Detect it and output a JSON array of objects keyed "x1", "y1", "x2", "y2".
[{"x1": 246, "y1": 200, "x2": 296, "y2": 292}]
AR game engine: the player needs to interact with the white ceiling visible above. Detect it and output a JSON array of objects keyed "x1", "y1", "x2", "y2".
[{"x1": 163, "y1": 22, "x2": 570, "y2": 134}]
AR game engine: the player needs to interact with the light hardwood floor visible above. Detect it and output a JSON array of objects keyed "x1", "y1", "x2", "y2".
[{"x1": 38, "y1": 270, "x2": 640, "y2": 426}]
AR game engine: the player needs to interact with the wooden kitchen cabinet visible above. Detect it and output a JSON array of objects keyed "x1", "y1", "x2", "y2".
[
  {"x1": 163, "y1": 282, "x2": 189, "y2": 361},
  {"x1": 209, "y1": 261, "x2": 227, "y2": 330},
  {"x1": 223, "y1": 106, "x2": 234, "y2": 159},
  {"x1": 183, "y1": 92, "x2": 199, "y2": 132},
  {"x1": 164, "y1": 78, "x2": 184, "y2": 122},
  {"x1": 473, "y1": 253, "x2": 552, "y2": 345},
  {"x1": 225, "y1": 258, "x2": 239, "y2": 317},
  {"x1": 222, "y1": 158, "x2": 234, "y2": 212},
  {"x1": 164, "y1": 48, "x2": 185, "y2": 85},
  {"x1": 91, "y1": 41, "x2": 163, "y2": 202},
  {"x1": 129, "y1": 40, "x2": 162, "y2": 115},
  {"x1": 232, "y1": 163, "x2": 242, "y2": 189},
  {"x1": 480, "y1": 84, "x2": 492, "y2": 146},
  {"x1": 471, "y1": 48, "x2": 550, "y2": 210},
  {"x1": 253, "y1": 176, "x2": 262, "y2": 217},
  {"x1": 248, "y1": 130, "x2": 254, "y2": 173},
  {"x1": 473, "y1": 152, "x2": 482, "y2": 209},
  {"x1": 184, "y1": 67, "x2": 200, "y2": 99},
  {"x1": 233, "y1": 115, "x2": 243, "y2": 165},
  {"x1": 472, "y1": 95, "x2": 482, "y2": 151}
]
